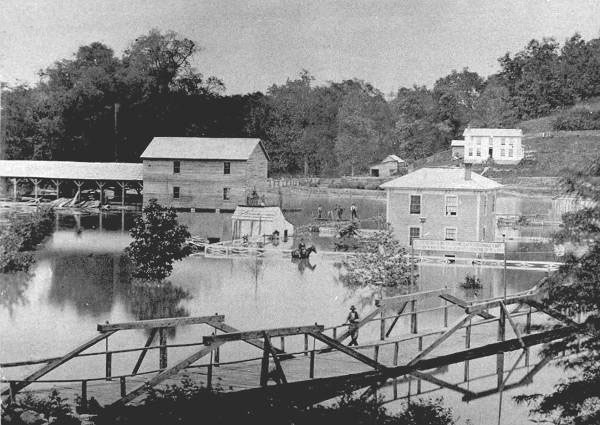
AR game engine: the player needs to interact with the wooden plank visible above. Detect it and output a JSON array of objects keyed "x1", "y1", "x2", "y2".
[
  {"x1": 308, "y1": 331, "x2": 387, "y2": 371},
  {"x1": 260, "y1": 336, "x2": 270, "y2": 387},
  {"x1": 466, "y1": 294, "x2": 533, "y2": 314},
  {"x1": 410, "y1": 371, "x2": 476, "y2": 397},
  {"x1": 385, "y1": 302, "x2": 408, "y2": 338},
  {"x1": 112, "y1": 340, "x2": 226, "y2": 406},
  {"x1": 440, "y1": 294, "x2": 495, "y2": 319},
  {"x1": 208, "y1": 321, "x2": 287, "y2": 356},
  {"x1": 375, "y1": 288, "x2": 449, "y2": 308},
  {"x1": 525, "y1": 300, "x2": 580, "y2": 327},
  {"x1": 499, "y1": 302, "x2": 525, "y2": 348},
  {"x1": 159, "y1": 329, "x2": 167, "y2": 369},
  {"x1": 1, "y1": 331, "x2": 116, "y2": 396},
  {"x1": 98, "y1": 315, "x2": 224, "y2": 331},
  {"x1": 203, "y1": 325, "x2": 323, "y2": 344},
  {"x1": 407, "y1": 313, "x2": 474, "y2": 366},
  {"x1": 131, "y1": 329, "x2": 157, "y2": 374},
  {"x1": 265, "y1": 334, "x2": 287, "y2": 384}
]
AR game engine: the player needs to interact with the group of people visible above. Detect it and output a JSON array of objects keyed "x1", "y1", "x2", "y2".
[{"x1": 316, "y1": 203, "x2": 359, "y2": 221}]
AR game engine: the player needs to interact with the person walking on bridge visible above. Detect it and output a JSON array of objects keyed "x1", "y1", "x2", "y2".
[{"x1": 347, "y1": 305, "x2": 360, "y2": 346}]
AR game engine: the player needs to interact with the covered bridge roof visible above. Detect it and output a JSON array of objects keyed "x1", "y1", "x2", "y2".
[
  {"x1": 0, "y1": 160, "x2": 143, "y2": 181},
  {"x1": 141, "y1": 137, "x2": 269, "y2": 161}
]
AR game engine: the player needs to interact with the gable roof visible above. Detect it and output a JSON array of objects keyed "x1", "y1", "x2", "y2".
[
  {"x1": 463, "y1": 128, "x2": 522, "y2": 137},
  {"x1": 140, "y1": 137, "x2": 269, "y2": 161},
  {"x1": 451, "y1": 140, "x2": 465, "y2": 147},
  {"x1": 381, "y1": 155, "x2": 405, "y2": 163},
  {"x1": 0, "y1": 160, "x2": 143, "y2": 181},
  {"x1": 379, "y1": 167, "x2": 502, "y2": 191}
]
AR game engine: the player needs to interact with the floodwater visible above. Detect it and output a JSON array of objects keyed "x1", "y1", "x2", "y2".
[{"x1": 0, "y1": 194, "x2": 569, "y2": 424}]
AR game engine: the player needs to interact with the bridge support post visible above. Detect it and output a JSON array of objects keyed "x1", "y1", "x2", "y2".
[
  {"x1": 96, "y1": 180, "x2": 105, "y2": 205},
  {"x1": 410, "y1": 300, "x2": 418, "y2": 334},
  {"x1": 497, "y1": 306, "x2": 506, "y2": 389},
  {"x1": 73, "y1": 180, "x2": 84, "y2": 202},
  {"x1": 30, "y1": 178, "x2": 40, "y2": 200},
  {"x1": 51, "y1": 179, "x2": 61, "y2": 199},
  {"x1": 81, "y1": 381, "x2": 87, "y2": 411},
  {"x1": 464, "y1": 318, "x2": 471, "y2": 382},
  {"x1": 11, "y1": 178, "x2": 18, "y2": 200},
  {"x1": 159, "y1": 329, "x2": 167, "y2": 370}
]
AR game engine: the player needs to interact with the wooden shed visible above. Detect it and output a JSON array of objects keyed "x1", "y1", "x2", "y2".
[
  {"x1": 231, "y1": 206, "x2": 294, "y2": 240},
  {"x1": 369, "y1": 155, "x2": 406, "y2": 177}
]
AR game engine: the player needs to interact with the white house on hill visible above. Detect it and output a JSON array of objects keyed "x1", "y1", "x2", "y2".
[{"x1": 463, "y1": 128, "x2": 523, "y2": 165}]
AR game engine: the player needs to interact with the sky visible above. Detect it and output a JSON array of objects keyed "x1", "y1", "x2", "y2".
[{"x1": 1, "y1": 0, "x2": 599, "y2": 95}]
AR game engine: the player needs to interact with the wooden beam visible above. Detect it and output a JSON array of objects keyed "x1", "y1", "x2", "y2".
[
  {"x1": 1, "y1": 331, "x2": 116, "y2": 396},
  {"x1": 112, "y1": 340, "x2": 226, "y2": 406},
  {"x1": 264, "y1": 334, "x2": 287, "y2": 384},
  {"x1": 407, "y1": 313, "x2": 475, "y2": 366},
  {"x1": 375, "y1": 288, "x2": 449, "y2": 308},
  {"x1": 131, "y1": 329, "x2": 157, "y2": 375},
  {"x1": 518, "y1": 354, "x2": 553, "y2": 385},
  {"x1": 203, "y1": 325, "x2": 323, "y2": 344},
  {"x1": 208, "y1": 321, "x2": 288, "y2": 357},
  {"x1": 308, "y1": 331, "x2": 387, "y2": 371},
  {"x1": 440, "y1": 293, "x2": 495, "y2": 319},
  {"x1": 410, "y1": 371, "x2": 476, "y2": 397},
  {"x1": 98, "y1": 315, "x2": 225, "y2": 332},
  {"x1": 499, "y1": 302, "x2": 525, "y2": 348},
  {"x1": 385, "y1": 302, "x2": 408, "y2": 338},
  {"x1": 525, "y1": 300, "x2": 580, "y2": 327},
  {"x1": 466, "y1": 294, "x2": 534, "y2": 314}
]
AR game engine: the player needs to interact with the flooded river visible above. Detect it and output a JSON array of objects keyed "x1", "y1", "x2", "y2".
[{"x1": 0, "y1": 195, "x2": 568, "y2": 424}]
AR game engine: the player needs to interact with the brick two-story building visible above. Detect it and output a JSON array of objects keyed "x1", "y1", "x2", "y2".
[{"x1": 380, "y1": 166, "x2": 502, "y2": 246}]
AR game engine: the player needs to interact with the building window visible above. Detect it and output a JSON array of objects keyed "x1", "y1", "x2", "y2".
[
  {"x1": 173, "y1": 161, "x2": 180, "y2": 174},
  {"x1": 445, "y1": 227, "x2": 457, "y2": 241},
  {"x1": 501, "y1": 138, "x2": 506, "y2": 146},
  {"x1": 445, "y1": 195, "x2": 457, "y2": 216},
  {"x1": 409, "y1": 227, "x2": 421, "y2": 245},
  {"x1": 468, "y1": 148, "x2": 473, "y2": 156},
  {"x1": 223, "y1": 187, "x2": 230, "y2": 200},
  {"x1": 224, "y1": 161, "x2": 230, "y2": 175},
  {"x1": 409, "y1": 195, "x2": 421, "y2": 214},
  {"x1": 476, "y1": 148, "x2": 481, "y2": 157},
  {"x1": 500, "y1": 149, "x2": 505, "y2": 157},
  {"x1": 508, "y1": 149, "x2": 513, "y2": 157},
  {"x1": 173, "y1": 186, "x2": 180, "y2": 199}
]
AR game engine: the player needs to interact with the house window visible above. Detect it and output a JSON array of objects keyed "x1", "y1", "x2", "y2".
[
  {"x1": 500, "y1": 149, "x2": 505, "y2": 157},
  {"x1": 501, "y1": 138, "x2": 506, "y2": 146},
  {"x1": 445, "y1": 195, "x2": 457, "y2": 216},
  {"x1": 445, "y1": 227, "x2": 457, "y2": 241},
  {"x1": 476, "y1": 148, "x2": 481, "y2": 157},
  {"x1": 224, "y1": 161, "x2": 230, "y2": 175},
  {"x1": 508, "y1": 149, "x2": 513, "y2": 157},
  {"x1": 468, "y1": 148, "x2": 473, "y2": 156},
  {"x1": 409, "y1": 195, "x2": 421, "y2": 214},
  {"x1": 173, "y1": 161, "x2": 180, "y2": 174},
  {"x1": 223, "y1": 187, "x2": 230, "y2": 200},
  {"x1": 173, "y1": 186, "x2": 180, "y2": 199},
  {"x1": 409, "y1": 227, "x2": 421, "y2": 245}
]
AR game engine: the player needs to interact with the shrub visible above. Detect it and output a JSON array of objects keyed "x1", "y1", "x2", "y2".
[
  {"x1": 460, "y1": 273, "x2": 482, "y2": 289},
  {"x1": 126, "y1": 199, "x2": 191, "y2": 282},
  {"x1": 552, "y1": 109, "x2": 600, "y2": 131}
]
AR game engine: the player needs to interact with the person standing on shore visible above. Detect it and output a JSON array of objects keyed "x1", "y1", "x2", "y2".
[
  {"x1": 347, "y1": 305, "x2": 360, "y2": 346},
  {"x1": 350, "y1": 203, "x2": 358, "y2": 220}
]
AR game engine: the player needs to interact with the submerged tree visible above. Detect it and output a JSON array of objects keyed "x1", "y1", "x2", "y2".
[
  {"x1": 515, "y1": 157, "x2": 600, "y2": 424},
  {"x1": 126, "y1": 199, "x2": 191, "y2": 282},
  {"x1": 340, "y1": 229, "x2": 414, "y2": 288}
]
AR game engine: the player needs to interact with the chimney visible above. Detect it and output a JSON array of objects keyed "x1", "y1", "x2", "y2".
[{"x1": 464, "y1": 163, "x2": 472, "y2": 181}]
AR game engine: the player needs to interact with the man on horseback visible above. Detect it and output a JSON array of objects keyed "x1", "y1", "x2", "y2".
[{"x1": 298, "y1": 238, "x2": 306, "y2": 257}]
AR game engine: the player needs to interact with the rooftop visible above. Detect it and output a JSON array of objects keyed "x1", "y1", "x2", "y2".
[
  {"x1": 463, "y1": 128, "x2": 522, "y2": 137},
  {"x1": 450, "y1": 140, "x2": 465, "y2": 147},
  {"x1": 0, "y1": 160, "x2": 143, "y2": 181},
  {"x1": 379, "y1": 167, "x2": 502, "y2": 191},
  {"x1": 140, "y1": 137, "x2": 268, "y2": 161},
  {"x1": 381, "y1": 154, "x2": 405, "y2": 163}
]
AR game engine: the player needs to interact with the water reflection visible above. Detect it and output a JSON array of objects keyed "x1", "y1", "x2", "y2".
[
  {"x1": 0, "y1": 271, "x2": 31, "y2": 317},
  {"x1": 127, "y1": 280, "x2": 192, "y2": 337}
]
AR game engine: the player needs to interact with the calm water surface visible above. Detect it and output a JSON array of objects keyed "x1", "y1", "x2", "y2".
[{"x1": 0, "y1": 198, "x2": 567, "y2": 425}]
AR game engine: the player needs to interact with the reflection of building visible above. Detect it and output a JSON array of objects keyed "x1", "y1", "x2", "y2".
[
  {"x1": 380, "y1": 166, "x2": 502, "y2": 245},
  {"x1": 462, "y1": 128, "x2": 523, "y2": 165},
  {"x1": 231, "y1": 206, "x2": 294, "y2": 239},
  {"x1": 141, "y1": 137, "x2": 269, "y2": 212},
  {"x1": 369, "y1": 155, "x2": 406, "y2": 177}
]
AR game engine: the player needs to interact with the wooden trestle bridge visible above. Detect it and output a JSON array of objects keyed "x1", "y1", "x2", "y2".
[{"x1": 1, "y1": 284, "x2": 581, "y2": 411}]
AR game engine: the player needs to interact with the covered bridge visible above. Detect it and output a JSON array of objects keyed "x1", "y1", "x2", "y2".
[{"x1": 0, "y1": 160, "x2": 143, "y2": 204}]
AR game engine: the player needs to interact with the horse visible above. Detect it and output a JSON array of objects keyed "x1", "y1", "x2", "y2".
[{"x1": 291, "y1": 245, "x2": 317, "y2": 259}]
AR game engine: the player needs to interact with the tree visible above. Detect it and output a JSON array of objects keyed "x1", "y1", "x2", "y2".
[
  {"x1": 126, "y1": 200, "x2": 191, "y2": 282},
  {"x1": 516, "y1": 158, "x2": 600, "y2": 424},
  {"x1": 470, "y1": 76, "x2": 518, "y2": 128},
  {"x1": 340, "y1": 230, "x2": 414, "y2": 288}
]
